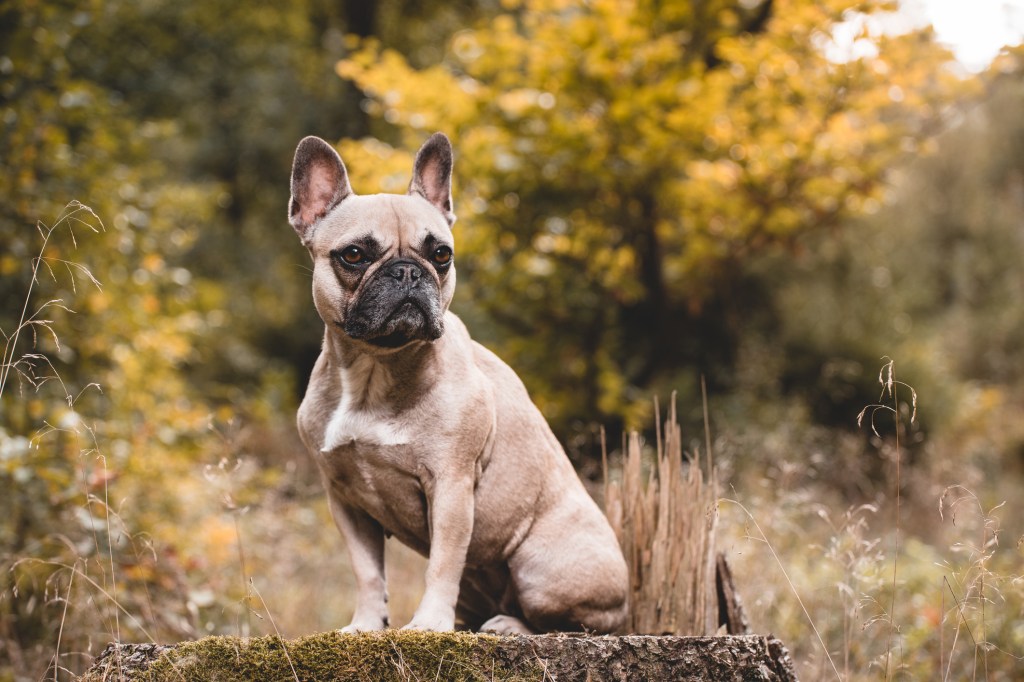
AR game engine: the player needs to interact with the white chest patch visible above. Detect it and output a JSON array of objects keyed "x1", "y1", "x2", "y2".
[
  {"x1": 321, "y1": 405, "x2": 409, "y2": 451},
  {"x1": 320, "y1": 355, "x2": 410, "y2": 453}
]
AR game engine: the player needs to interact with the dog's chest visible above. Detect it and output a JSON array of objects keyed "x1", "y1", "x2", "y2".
[
  {"x1": 317, "y1": 404, "x2": 424, "y2": 513},
  {"x1": 322, "y1": 403, "x2": 409, "y2": 452},
  {"x1": 317, "y1": 412, "x2": 428, "y2": 543},
  {"x1": 319, "y1": 355, "x2": 409, "y2": 450},
  {"x1": 318, "y1": 401, "x2": 415, "y2": 483},
  {"x1": 313, "y1": 359, "x2": 427, "y2": 533}
]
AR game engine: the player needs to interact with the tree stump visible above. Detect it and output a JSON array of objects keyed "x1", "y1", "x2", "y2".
[{"x1": 79, "y1": 630, "x2": 798, "y2": 681}]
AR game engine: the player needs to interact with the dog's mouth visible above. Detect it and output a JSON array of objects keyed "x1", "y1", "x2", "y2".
[
  {"x1": 346, "y1": 300, "x2": 443, "y2": 349},
  {"x1": 367, "y1": 330, "x2": 415, "y2": 349}
]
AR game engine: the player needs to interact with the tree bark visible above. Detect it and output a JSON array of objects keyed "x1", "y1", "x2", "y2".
[
  {"x1": 717, "y1": 552, "x2": 752, "y2": 635},
  {"x1": 490, "y1": 633, "x2": 798, "y2": 681}
]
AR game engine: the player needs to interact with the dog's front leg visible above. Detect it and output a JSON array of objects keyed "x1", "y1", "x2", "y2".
[
  {"x1": 403, "y1": 473, "x2": 475, "y2": 631},
  {"x1": 328, "y1": 496, "x2": 389, "y2": 633}
]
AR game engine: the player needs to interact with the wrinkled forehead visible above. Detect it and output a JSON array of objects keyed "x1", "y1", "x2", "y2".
[{"x1": 314, "y1": 194, "x2": 451, "y2": 249}]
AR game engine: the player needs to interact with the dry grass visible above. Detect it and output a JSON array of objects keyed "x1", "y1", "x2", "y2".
[
  {"x1": 603, "y1": 393, "x2": 719, "y2": 635},
  {"x1": 0, "y1": 200, "x2": 102, "y2": 401}
]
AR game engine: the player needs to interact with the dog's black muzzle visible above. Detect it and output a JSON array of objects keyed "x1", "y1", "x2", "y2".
[{"x1": 343, "y1": 260, "x2": 445, "y2": 348}]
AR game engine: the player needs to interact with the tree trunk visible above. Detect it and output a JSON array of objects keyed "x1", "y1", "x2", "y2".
[{"x1": 79, "y1": 631, "x2": 799, "y2": 681}]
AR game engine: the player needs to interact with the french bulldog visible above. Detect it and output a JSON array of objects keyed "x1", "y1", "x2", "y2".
[{"x1": 289, "y1": 132, "x2": 628, "y2": 634}]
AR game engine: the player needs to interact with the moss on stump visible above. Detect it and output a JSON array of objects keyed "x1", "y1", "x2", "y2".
[{"x1": 79, "y1": 630, "x2": 798, "y2": 681}]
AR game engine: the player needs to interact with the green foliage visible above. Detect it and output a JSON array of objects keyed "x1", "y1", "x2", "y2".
[
  {"x1": 0, "y1": 10, "x2": 230, "y2": 656},
  {"x1": 0, "y1": 203, "x2": 200, "y2": 678},
  {"x1": 336, "y1": 0, "x2": 963, "y2": 430}
]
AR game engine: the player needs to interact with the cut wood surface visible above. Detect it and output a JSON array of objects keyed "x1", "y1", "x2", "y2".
[{"x1": 79, "y1": 631, "x2": 798, "y2": 681}]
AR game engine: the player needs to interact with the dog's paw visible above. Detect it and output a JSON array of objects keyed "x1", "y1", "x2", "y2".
[
  {"x1": 339, "y1": 616, "x2": 388, "y2": 634},
  {"x1": 401, "y1": 609, "x2": 455, "y2": 632},
  {"x1": 479, "y1": 614, "x2": 535, "y2": 635}
]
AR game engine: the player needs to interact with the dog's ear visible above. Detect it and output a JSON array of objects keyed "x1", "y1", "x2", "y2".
[
  {"x1": 289, "y1": 136, "x2": 353, "y2": 242},
  {"x1": 409, "y1": 132, "x2": 455, "y2": 226}
]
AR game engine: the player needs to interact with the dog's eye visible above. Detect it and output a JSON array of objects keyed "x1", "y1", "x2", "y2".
[
  {"x1": 338, "y1": 246, "x2": 367, "y2": 265},
  {"x1": 431, "y1": 245, "x2": 453, "y2": 266}
]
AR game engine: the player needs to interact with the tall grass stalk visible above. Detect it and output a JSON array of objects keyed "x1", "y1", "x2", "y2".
[
  {"x1": 723, "y1": 497, "x2": 843, "y2": 679},
  {"x1": 53, "y1": 561, "x2": 75, "y2": 682},
  {"x1": 856, "y1": 357, "x2": 916, "y2": 680},
  {"x1": 249, "y1": 578, "x2": 300, "y2": 682}
]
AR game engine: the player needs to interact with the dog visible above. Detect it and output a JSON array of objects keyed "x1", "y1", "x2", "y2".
[{"x1": 288, "y1": 132, "x2": 628, "y2": 634}]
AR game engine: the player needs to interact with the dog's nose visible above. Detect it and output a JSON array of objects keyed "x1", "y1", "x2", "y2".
[{"x1": 387, "y1": 260, "x2": 422, "y2": 283}]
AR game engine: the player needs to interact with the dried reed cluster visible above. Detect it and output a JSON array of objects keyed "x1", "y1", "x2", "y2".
[{"x1": 603, "y1": 395, "x2": 719, "y2": 635}]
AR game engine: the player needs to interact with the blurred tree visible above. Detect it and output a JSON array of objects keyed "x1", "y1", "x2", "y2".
[
  {"x1": 763, "y1": 47, "x2": 1024, "y2": 434},
  {"x1": 58, "y1": 0, "x2": 501, "y2": 400},
  {"x1": 1, "y1": 1, "x2": 225, "y2": 668},
  {"x1": 0, "y1": 0, "x2": 225, "y2": 447},
  {"x1": 2, "y1": 0, "x2": 502, "y2": 435},
  {"x1": 336, "y1": 0, "x2": 963, "y2": 434}
]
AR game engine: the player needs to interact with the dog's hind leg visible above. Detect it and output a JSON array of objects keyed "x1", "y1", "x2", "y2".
[
  {"x1": 507, "y1": 504, "x2": 629, "y2": 634},
  {"x1": 455, "y1": 563, "x2": 514, "y2": 630},
  {"x1": 458, "y1": 565, "x2": 537, "y2": 634}
]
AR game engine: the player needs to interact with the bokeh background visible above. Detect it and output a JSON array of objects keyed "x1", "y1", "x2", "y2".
[{"x1": 2, "y1": 0, "x2": 1024, "y2": 679}]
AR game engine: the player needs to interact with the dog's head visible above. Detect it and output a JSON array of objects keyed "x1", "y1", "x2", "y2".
[{"x1": 288, "y1": 134, "x2": 456, "y2": 352}]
